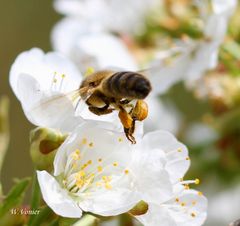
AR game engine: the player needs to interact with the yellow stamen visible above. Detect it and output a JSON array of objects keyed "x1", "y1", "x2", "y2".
[
  {"x1": 82, "y1": 138, "x2": 87, "y2": 145},
  {"x1": 105, "y1": 183, "x2": 112, "y2": 190},
  {"x1": 97, "y1": 166, "x2": 103, "y2": 172},
  {"x1": 118, "y1": 138, "x2": 123, "y2": 142},
  {"x1": 113, "y1": 162, "x2": 118, "y2": 167},
  {"x1": 191, "y1": 212, "x2": 196, "y2": 218},
  {"x1": 195, "y1": 179, "x2": 200, "y2": 185},
  {"x1": 177, "y1": 148, "x2": 182, "y2": 152}
]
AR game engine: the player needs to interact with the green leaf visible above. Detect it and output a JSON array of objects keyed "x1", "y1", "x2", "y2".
[
  {"x1": 28, "y1": 173, "x2": 41, "y2": 225},
  {"x1": 0, "y1": 177, "x2": 31, "y2": 218},
  {"x1": 29, "y1": 206, "x2": 53, "y2": 226}
]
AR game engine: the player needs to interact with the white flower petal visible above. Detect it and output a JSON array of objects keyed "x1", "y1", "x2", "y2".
[
  {"x1": 142, "y1": 130, "x2": 190, "y2": 183},
  {"x1": 137, "y1": 189, "x2": 207, "y2": 226},
  {"x1": 16, "y1": 73, "x2": 83, "y2": 131},
  {"x1": 79, "y1": 175, "x2": 140, "y2": 216},
  {"x1": 37, "y1": 170, "x2": 82, "y2": 218},
  {"x1": 137, "y1": 204, "x2": 177, "y2": 226},
  {"x1": 53, "y1": 122, "x2": 140, "y2": 216},
  {"x1": 54, "y1": 121, "x2": 131, "y2": 176},
  {"x1": 9, "y1": 48, "x2": 84, "y2": 130},
  {"x1": 10, "y1": 48, "x2": 82, "y2": 98}
]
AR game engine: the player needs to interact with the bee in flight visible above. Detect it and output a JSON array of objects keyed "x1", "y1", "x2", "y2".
[{"x1": 34, "y1": 69, "x2": 152, "y2": 144}]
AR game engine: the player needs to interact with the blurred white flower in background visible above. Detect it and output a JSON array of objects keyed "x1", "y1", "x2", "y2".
[
  {"x1": 54, "y1": 0, "x2": 162, "y2": 34},
  {"x1": 52, "y1": 19, "x2": 138, "y2": 73},
  {"x1": 183, "y1": 0, "x2": 237, "y2": 85},
  {"x1": 148, "y1": 0, "x2": 237, "y2": 91},
  {"x1": 206, "y1": 184, "x2": 240, "y2": 226},
  {"x1": 145, "y1": 97, "x2": 181, "y2": 134},
  {"x1": 184, "y1": 123, "x2": 218, "y2": 146}
]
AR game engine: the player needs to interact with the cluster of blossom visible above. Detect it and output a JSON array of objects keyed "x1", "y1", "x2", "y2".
[{"x1": 9, "y1": 0, "x2": 237, "y2": 225}]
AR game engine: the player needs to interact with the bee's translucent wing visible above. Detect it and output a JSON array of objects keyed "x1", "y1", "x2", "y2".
[{"x1": 137, "y1": 48, "x2": 189, "y2": 95}]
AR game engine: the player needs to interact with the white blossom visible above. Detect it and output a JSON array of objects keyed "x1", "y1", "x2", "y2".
[
  {"x1": 9, "y1": 48, "x2": 83, "y2": 132},
  {"x1": 132, "y1": 131, "x2": 207, "y2": 226},
  {"x1": 37, "y1": 122, "x2": 206, "y2": 221},
  {"x1": 137, "y1": 188, "x2": 207, "y2": 226},
  {"x1": 138, "y1": 0, "x2": 237, "y2": 93},
  {"x1": 37, "y1": 122, "x2": 140, "y2": 217}
]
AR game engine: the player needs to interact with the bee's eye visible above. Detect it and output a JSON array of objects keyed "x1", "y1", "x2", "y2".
[{"x1": 89, "y1": 82, "x2": 95, "y2": 86}]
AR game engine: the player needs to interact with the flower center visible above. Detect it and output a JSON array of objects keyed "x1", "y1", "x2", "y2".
[{"x1": 61, "y1": 136, "x2": 130, "y2": 199}]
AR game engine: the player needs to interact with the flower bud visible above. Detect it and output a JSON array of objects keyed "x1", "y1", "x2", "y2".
[
  {"x1": 30, "y1": 127, "x2": 66, "y2": 170},
  {"x1": 128, "y1": 200, "x2": 148, "y2": 216}
]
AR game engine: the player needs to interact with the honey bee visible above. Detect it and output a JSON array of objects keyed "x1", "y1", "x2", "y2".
[
  {"x1": 33, "y1": 69, "x2": 152, "y2": 144},
  {"x1": 79, "y1": 70, "x2": 151, "y2": 143}
]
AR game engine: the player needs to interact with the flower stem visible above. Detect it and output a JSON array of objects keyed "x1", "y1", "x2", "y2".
[{"x1": 28, "y1": 173, "x2": 42, "y2": 226}]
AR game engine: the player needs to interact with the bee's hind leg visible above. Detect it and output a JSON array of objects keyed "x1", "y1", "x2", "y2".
[
  {"x1": 118, "y1": 108, "x2": 136, "y2": 144},
  {"x1": 124, "y1": 125, "x2": 136, "y2": 144},
  {"x1": 88, "y1": 105, "x2": 114, "y2": 116}
]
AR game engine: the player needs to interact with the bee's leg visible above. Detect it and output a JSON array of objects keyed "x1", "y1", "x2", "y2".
[
  {"x1": 119, "y1": 99, "x2": 131, "y2": 105},
  {"x1": 118, "y1": 108, "x2": 136, "y2": 144},
  {"x1": 88, "y1": 105, "x2": 114, "y2": 116},
  {"x1": 124, "y1": 128, "x2": 136, "y2": 144}
]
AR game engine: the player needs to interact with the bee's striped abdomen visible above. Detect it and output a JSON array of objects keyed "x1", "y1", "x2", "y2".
[{"x1": 102, "y1": 71, "x2": 151, "y2": 99}]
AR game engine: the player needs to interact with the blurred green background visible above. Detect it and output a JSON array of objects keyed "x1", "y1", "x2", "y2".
[{"x1": 0, "y1": 0, "x2": 60, "y2": 192}]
